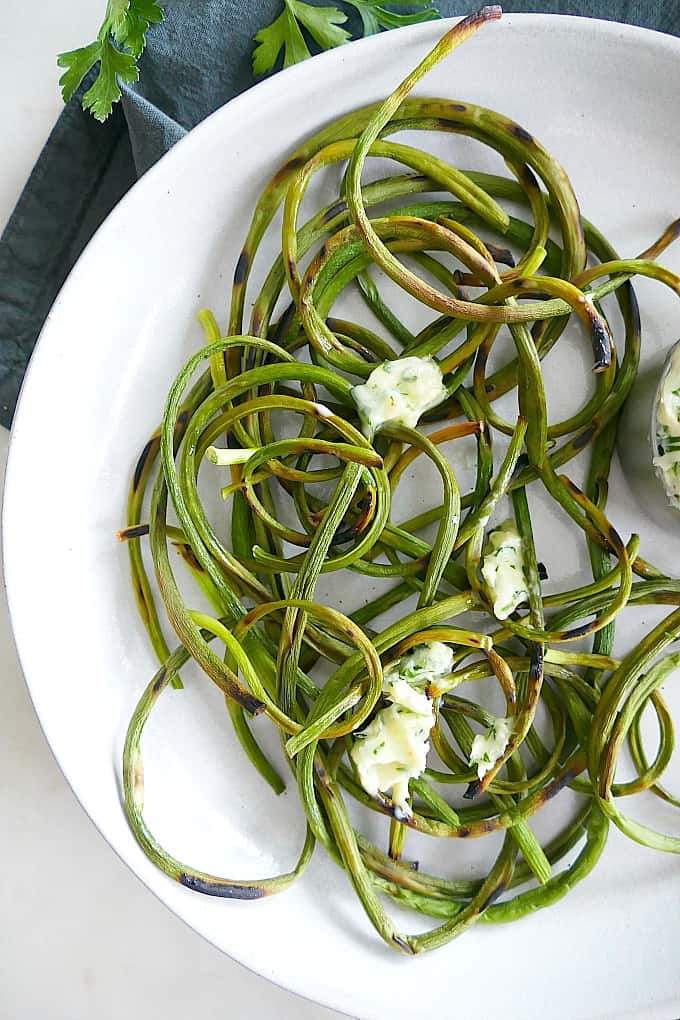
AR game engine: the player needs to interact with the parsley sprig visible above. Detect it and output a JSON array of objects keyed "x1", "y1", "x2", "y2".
[
  {"x1": 57, "y1": 0, "x2": 164, "y2": 122},
  {"x1": 253, "y1": 1, "x2": 351, "y2": 74},
  {"x1": 253, "y1": 1, "x2": 440, "y2": 74},
  {"x1": 58, "y1": 1, "x2": 439, "y2": 121},
  {"x1": 343, "y1": 1, "x2": 441, "y2": 38}
]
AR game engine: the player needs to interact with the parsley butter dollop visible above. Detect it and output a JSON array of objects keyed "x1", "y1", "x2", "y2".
[
  {"x1": 352, "y1": 356, "x2": 448, "y2": 435},
  {"x1": 469, "y1": 716, "x2": 512, "y2": 779},
  {"x1": 653, "y1": 342, "x2": 680, "y2": 508},
  {"x1": 350, "y1": 642, "x2": 453, "y2": 814},
  {"x1": 481, "y1": 520, "x2": 530, "y2": 621}
]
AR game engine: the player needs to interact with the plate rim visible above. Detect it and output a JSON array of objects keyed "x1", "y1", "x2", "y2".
[{"x1": 5, "y1": 13, "x2": 680, "y2": 1020}]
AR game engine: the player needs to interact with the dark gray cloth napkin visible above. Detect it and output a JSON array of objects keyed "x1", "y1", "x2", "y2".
[{"x1": 0, "y1": 0, "x2": 678, "y2": 428}]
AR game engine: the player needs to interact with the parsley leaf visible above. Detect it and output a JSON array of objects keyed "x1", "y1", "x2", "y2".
[
  {"x1": 57, "y1": 0, "x2": 164, "y2": 121},
  {"x1": 253, "y1": 0, "x2": 351, "y2": 75},
  {"x1": 113, "y1": 0, "x2": 164, "y2": 58},
  {"x1": 252, "y1": 6, "x2": 311, "y2": 74},
  {"x1": 57, "y1": 41, "x2": 103, "y2": 105},
  {"x1": 82, "y1": 38, "x2": 140, "y2": 122},
  {"x1": 253, "y1": 0, "x2": 440, "y2": 76},
  {"x1": 292, "y1": 0, "x2": 351, "y2": 49},
  {"x1": 345, "y1": 1, "x2": 440, "y2": 36},
  {"x1": 107, "y1": 0, "x2": 136, "y2": 36}
]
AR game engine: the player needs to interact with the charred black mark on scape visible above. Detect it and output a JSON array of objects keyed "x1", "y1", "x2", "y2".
[
  {"x1": 456, "y1": 826, "x2": 471, "y2": 838},
  {"x1": 322, "y1": 200, "x2": 347, "y2": 223},
  {"x1": 134, "y1": 582, "x2": 150, "y2": 626},
  {"x1": 479, "y1": 883, "x2": 506, "y2": 912},
  {"x1": 562, "y1": 477, "x2": 583, "y2": 497},
  {"x1": 463, "y1": 780, "x2": 482, "y2": 801},
  {"x1": 330, "y1": 526, "x2": 357, "y2": 547},
  {"x1": 177, "y1": 543, "x2": 205, "y2": 573},
  {"x1": 544, "y1": 764, "x2": 582, "y2": 802},
  {"x1": 152, "y1": 496, "x2": 166, "y2": 529},
  {"x1": 572, "y1": 426, "x2": 595, "y2": 452},
  {"x1": 243, "y1": 692, "x2": 266, "y2": 716},
  {"x1": 451, "y1": 102, "x2": 468, "y2": 112},
  {"x1": 606, "y1": 523, "x2": 624, "y2": 548},
  {"x1": 118, "y1": 524, "x2": 150, "y2": 541},
  {"x1": 538, "y1": 562, "x2": 548, "y2": 580},
  {"x1": 392, "y1": 935, "x2": 415, "y2": 955},
  {"x1": 313, "y1": 761, "x2": 333, "y2": 792},
  {"x1": 562, "y1": 622, "x2": 595, "y2": 640},
  {"x1": 355, "y1": 493, "x2": 375, "y2": 522},
  {"x1": 233, "y1": 250, "x2": 249, "y2": 286},
  {"x1": 271, "y1": 154, "x2": 306, "y2": 188},
  {"x1": 152, "y1": 666, "x2": 168, "y2": 694},
  {"x1": 591, "y1": 319, "x2": 612, "y2": 371},
  {"x1": 509, "y1": 122, "x2": 534, "y2": 144},
  {"x1": 529, "y1": 645, "x2": 544, "y2": 682},
  {"x1": 518, "y1": 162, "x2": 539, "y2": 189},
  {"x1": 424, "y1": 117, "x2": 454, "y2": 132},
  {"x1": 487, "y1": 243, "x2": 516, "y2": 268},
  {"x1": 133, "y1": 438, "x2": 158, "y2": 492},
  {"x1": 283, "y1": 155, "x2": 306, "y2": 173},
  {"x1": 179, "y1": 874, "x2": 266, "y2": 899},
  {"x1": 511, "y1": 453, "x2": 529, "y2": 480},
  {"x1": 250, "y1": 310, "x2": 264, "y2": 337},
  {"x1": 317, "y1": 242, "x2": 328, "y2": 262}
]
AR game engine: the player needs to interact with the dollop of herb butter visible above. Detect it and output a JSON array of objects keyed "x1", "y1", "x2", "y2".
[
  {"x1": 352, "y1": 356, "x2": 448, "y2": 435},
  {"x1": 470, "y1": 716, "x2": 512, "y2": 779},
  {"x1": 350, "y1": 642, "x2": 453, "y2": 814},
  {"x1": 481, "y1": 520, "x2": 530, "y2": 620},
  {"x1": 653, "y1": 343, "x2": 680, "y2": 508}
]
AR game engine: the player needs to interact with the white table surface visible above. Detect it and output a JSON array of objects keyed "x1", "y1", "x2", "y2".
[{"x1": 0, "y1": 4, "x2": 342, "y2": 1018}]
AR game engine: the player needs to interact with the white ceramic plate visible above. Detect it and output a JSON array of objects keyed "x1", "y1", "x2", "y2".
[{"x1": 5, "y1": 15, "x2": 680, "y2": 1020}]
